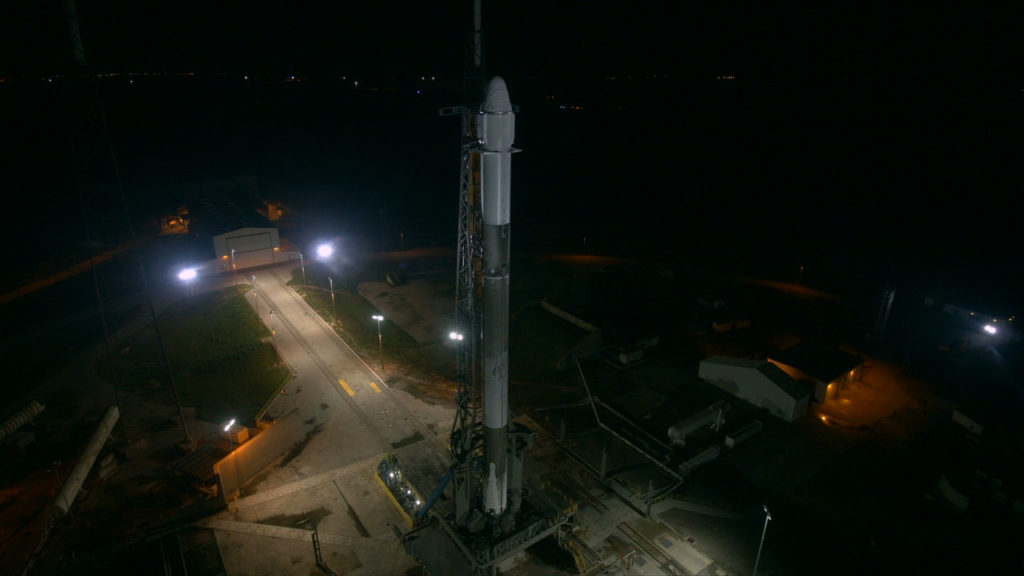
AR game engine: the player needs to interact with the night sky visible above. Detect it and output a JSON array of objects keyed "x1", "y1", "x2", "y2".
[{"x1": 2, "y1": 2, "x2": 1022, "y2": 310}]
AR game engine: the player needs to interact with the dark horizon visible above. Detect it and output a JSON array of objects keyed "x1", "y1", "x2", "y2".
[
  {"x1": 2, "y1": 2, "x2": 1022, "y2": 314},
  {"x1": 5, "y1": 71, "x2": 1022, "y2": 311}
]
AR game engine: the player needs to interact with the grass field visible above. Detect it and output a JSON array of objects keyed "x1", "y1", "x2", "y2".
[{"x1": 108, "y1": 286, "x2": 289, "y2": 425}]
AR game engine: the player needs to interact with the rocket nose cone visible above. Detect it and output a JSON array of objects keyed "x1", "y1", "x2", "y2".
[{"x1": 483, "y1": 76, "x2": 513, "y2": 113}]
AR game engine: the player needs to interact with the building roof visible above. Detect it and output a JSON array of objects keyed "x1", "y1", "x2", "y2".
[
  {"x1": 183, "y1": 177, "x2": 271, "y2": 237},
  {"x1": 757, "y1": 362, "x2": 810, "y2": 401},
  {"x1": 192, "y1": 194, "x2": 273, "y2": 237},
  {"x1": 702, "y1": 356, "x2": 763, "y2": 369},
  {"x1": 769, "y1": 341, "x2": 863, "y2": 383},
  {"x1": 701, "y1": 356, "x2": 808, "y2": 401}
]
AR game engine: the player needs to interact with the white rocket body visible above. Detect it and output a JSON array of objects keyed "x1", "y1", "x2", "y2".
[{"x1": 479, "y1": 76, "x2": 514, "y2": 516}]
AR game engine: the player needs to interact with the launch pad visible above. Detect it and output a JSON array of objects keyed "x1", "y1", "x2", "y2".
[
  {"x1": 403, "y1": 470, "x2": 578, "y2": 576},
  {"x1": 393, "y1": 65, "x2": 580, "y2": 573}
]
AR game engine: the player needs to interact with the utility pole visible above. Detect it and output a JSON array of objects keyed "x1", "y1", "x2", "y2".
[
  {"x1": 328, "y1": 277, "x2": 336, "y2": 324},
  {"x1": 63, "y1": 0, "x2": 189, "y2": 444}
]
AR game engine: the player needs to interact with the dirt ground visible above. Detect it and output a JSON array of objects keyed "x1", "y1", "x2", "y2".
[{"x1": 357, "y1": 279, "x2": 453, "y2": 345}]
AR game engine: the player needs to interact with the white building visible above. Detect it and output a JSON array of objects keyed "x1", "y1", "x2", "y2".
[
  {"x1": 213, "y1": 227, "x2": 281, "y2": 271},
  {"x1": 698, "y1": 356, "x2": 809, "y2": 422}
]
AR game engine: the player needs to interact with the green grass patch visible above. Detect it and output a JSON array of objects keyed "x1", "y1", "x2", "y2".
[
  {"x1": 108, "y1": 286, "x2": 289, "y2": 425},
  {"x1": 298, "y1": 284, "x2": 419, "y2": 357}
]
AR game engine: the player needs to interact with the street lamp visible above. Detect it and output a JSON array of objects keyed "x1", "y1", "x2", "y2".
[
  {"x1": 316, "y1": 243, "x2": 333, "y2": 260},
  {"x1": 224, "y1": 418, "x2": 239, "y2": 506},
  {"x1": 449, "y1": 331, "x2": 464, "y2": 342},
  {"x1": 269, "y1": 309, "x2": 276, "y2": 347},
  {"x1": 753, "y1": 505, "x2": 772, "y2": 576},
  {"x1": 249, "y1": 274, "x2": 258, "y2": 315},
  {"x1": 230, "y1": 249, "x2": 237, "y2": 283},
  {"x1": 298, "y1": 251, "x2": 306, "y2": 287},
  {"x1": 178, "y1": 267, "x2": 198, "y2": 296},
  {"x1": 328, "y1": 277, "x2": 336, "y2": 324},
  {"x1": 372, "y1": 314, "x2": 384, "y2": 369}
]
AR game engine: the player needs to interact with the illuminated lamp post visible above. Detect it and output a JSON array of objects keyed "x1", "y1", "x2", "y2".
[
  {"x1": 249, "y1": 274, "x2": 258, "y2": 315},
  {"x1": 178, "y1": 267, "x2": 198, "y2": 296},
  {"x1": 372, "y1": 314, "x2": 384, "y2": 369},
  {"x1": 753, "y1": 505, "x2": 772, "y2": 576},
  {"x1": 224, "y1": 418, "x2": 239, "y2": 506},
  {"x1": 328, "y1": 277, "x2": 336, "y2": 324}
]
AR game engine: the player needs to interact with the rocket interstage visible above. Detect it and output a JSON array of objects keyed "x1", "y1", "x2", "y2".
[{"x1": 479, "y1": 76, "x2": 514, "y2": 516}]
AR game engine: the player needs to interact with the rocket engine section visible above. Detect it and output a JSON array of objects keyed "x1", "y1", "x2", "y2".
[{"x1": 479, "y1": 76, "x2": 515, "y2": 516}]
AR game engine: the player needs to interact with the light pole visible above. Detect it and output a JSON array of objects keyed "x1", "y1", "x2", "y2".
[
  {"x1": 269, "y1": 309, "x2": 276, "y2": 347},
  {"x1": 372, "y1": 314, "x2": 384, "y2": 369},
  {"x1": 449, "y1": 331, "x2": 464, "y2": 379},
  {"x1": 230, "y1": 249, "x2": 237, "y2": 284},
  {"x1": 249, "y1": 274, "x2": 258, "y2": 315},
  {"x1": 298, "y1": 251, "x2": 306, "y2": 287},
  {"x1": 328, "y1": 277, "x2": 336, "y2": 324},
  {"x1": 178, "y1": 267, "x2": 198, "y2": 296},
  {"x1": 224, "y1": 418, "x2": 236, "y2": 448},
  {"x1": 224, "y1": 418, "x2": 239, "y2": 506},
  {"x1": 753, "y1": 505, "x2": 772, "y2": 576}
]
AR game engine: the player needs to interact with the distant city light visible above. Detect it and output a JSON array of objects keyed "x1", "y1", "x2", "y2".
[
  {"x1": 983, "y1": 324, "x2": 997, "y2": 335},
  {"x1": 178, "y1": 267, "x2": 197, "y2": 281}
]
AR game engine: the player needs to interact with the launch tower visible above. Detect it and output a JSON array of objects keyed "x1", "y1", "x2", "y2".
[{"x1": 401, "y1": 2, "x2": 576, "y2": 574}]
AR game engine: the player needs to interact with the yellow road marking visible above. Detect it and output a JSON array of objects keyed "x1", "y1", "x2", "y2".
[
  {"x1": 369, "y1": 381, "x2": 382, "y2": 393},
  {"x1": 339, "y1": 379, "x2": 355, "y2": 396}
]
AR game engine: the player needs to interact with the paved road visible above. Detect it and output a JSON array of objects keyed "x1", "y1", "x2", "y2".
[
  {"x1": 206, "y1": 265, "x2": 451, "y2": 574},
  {"x1": 224, "y1": 267, "x2": 448, "y2": 488}
]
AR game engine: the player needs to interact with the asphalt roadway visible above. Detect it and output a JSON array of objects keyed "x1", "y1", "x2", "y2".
[{"x1": 202, "y1": 266, "x2": 453, "y2": 575}]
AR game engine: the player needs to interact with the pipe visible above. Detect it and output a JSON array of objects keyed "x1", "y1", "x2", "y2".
[
  {"x1": 53, "y1": 405, "x2": 119, "y2": 516},
  {"x1": 0, "y1": 400, "x2": 45, "y2": 443}
]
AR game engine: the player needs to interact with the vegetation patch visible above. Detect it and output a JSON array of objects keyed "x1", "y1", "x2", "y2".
[{"x1": 104, "y1": 286, "x2": 289, "y2": 425}]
